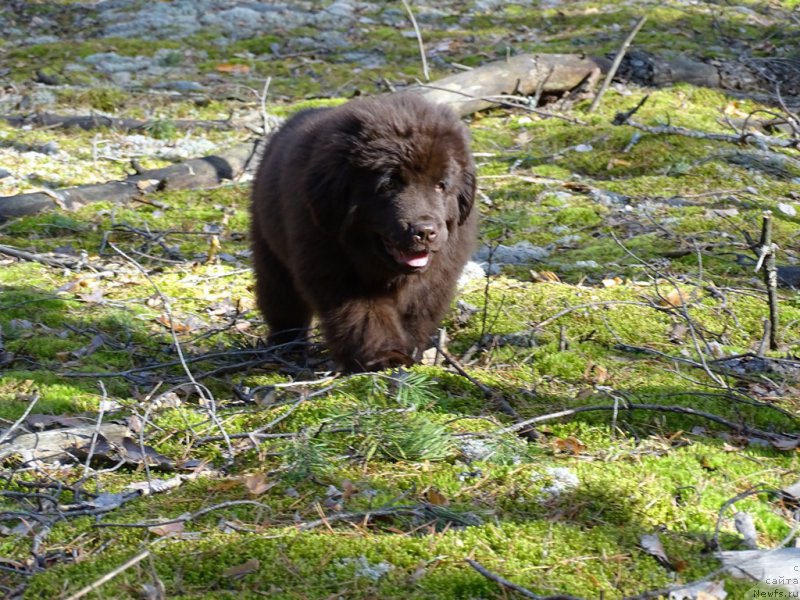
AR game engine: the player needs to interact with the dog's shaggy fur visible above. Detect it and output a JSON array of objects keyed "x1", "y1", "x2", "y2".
[{"x1": 250, "y1": 94, "x2": 477, "y2": 371}]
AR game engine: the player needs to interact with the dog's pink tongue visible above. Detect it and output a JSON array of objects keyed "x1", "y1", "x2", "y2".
[{"x1": 402, "y1": 251, "x2": 429, "y2": 268}]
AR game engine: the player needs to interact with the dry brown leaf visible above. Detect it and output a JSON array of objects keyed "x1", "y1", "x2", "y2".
[
  {"x1": 149, "y1": 521, "x2": 184, "y2": 536},
  {"x1": 424, "y1": 488, "x2": 449, "y2": 506},
  {"x1": 723, "y1": 101, "x2": 749, "y2": 118},
  {"x1": 553, "y1": 436, "x2": 586, "y2": 455},
  {"x1": 662, "y1": 287, "x2": 689, "y2": 307},
  {"x1": 584, "y1": 363, "x2": 608, "y2": 385},
  {"x1": 216, "y1": 63, "x2": 250, "y2": 75},
  {"x1": 223, "y1": 558, "x2": 260, "y2": 578},
  {"x1": 530, "y1": 270, "x2": 561, "y2": 283},
  {"x1": 155, "y1": 313, "x2": 190, "y2": 333},
  {"x1": 606, "y1": 157, "x2": 631, "y2": 169},
  {"x1": 244, "y1": 473, "x2": 275, "y2": 496},
  {"x1": 342, "y1": 480, "x2": 359, "y2": 501}
]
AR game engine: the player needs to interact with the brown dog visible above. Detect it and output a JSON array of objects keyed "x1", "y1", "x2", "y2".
[{"x1": 250, "y1": 94, "x2": 476, "y2": 371}]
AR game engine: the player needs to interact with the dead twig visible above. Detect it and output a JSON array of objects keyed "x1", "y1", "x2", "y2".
[
  {"x1": 498, "y1": 401, "x2": 794, "y2": 443},
  {"x1": 609, "y1": 231, "x2": 727, "y2": 387},
  {"x1": 107, "y1": 242, "x2": 235, "y2": 463},
  {"x1": 467, "y1": 559, "x2": 578, "y2": 600},
  {"x1": 614, "y1": 114, "x2": 800, "y2": 150},
  {"x1": 400, "y1": 0, "x2": 429, "y2": 82},
  {"x1": 415, "y1": 83, "x2": 586, "y2": 124},
  {"x1": 0, "y1": 244, "x2": 91, "y2": 270},
  {"x1": 588, "y1": 15, "x2": 648, "y2": 113},
  {"x1": 0, "y1": 392, "x2": 39, "y2": 446},
  {"x1": 433, "y1": 340, "x2": 520, "y2": 420},
  {"x1": 95, "y1": 500, "x2": 274, "y2": 529},
  {"x1": 64, "y1": 550, "x2": 150, "y2": 600},
  {"x1": 754, "y1": 211, "x2": 780, "y2": 350}
]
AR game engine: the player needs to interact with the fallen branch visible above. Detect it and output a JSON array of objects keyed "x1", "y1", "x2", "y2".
[
  {"x1": 401, "y1": 0, "x2": 429, "y2": 82},
  {"x1": 0, "y1": 244, "x2": 94, "y2": 270},
  {"x1": 588, "y1": 15, "x2": 648, "y2": 113},
  {"x1": 614, "y1": 112, "x2": 799, "y2": 151},
  {"x1": 467, "y1": 559, "x2": 584, "y2": 600},
  {"x1": 95, "y1": 499, "x2": 274, "y2": 529},
  {"x1": 64, "y1": 550, "x2": 150, "y2": 600},
  {"x1": 3, "y1": 112, "x2": 242, "y2": 133},
  {"x1": 0, "y1": 141, "x2": 260, "y2": 221},
  {"x1": 498, "y1": 401, "x2": 795, "y2": 443},
  {"x1": 754, "y1": 211, "x2": 780, "y2": 350}
]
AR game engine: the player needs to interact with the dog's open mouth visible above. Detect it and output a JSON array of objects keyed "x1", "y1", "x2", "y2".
[{"x1": 388, "y1": 247, "x2": 431, "y2": 269}]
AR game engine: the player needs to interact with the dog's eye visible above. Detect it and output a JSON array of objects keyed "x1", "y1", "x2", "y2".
[
  {"x1": 378, "y1": 173, "x2": 402, "y2": 193},
  {"x1": 435, "y1": 181, "x2": 447, "y2": 193}
]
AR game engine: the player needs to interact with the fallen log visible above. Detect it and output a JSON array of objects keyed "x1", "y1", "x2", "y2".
[
  {"x1": 3, "y1": 112, "x2": 243, "y2": 132},
  {"x1": 0, "y1": 141, "x2": 260, "y2": 220},
  {"x1": 414, "y1": 51, "x2": 798, "y2": 116},
  {"x1": 415, "y1": 53, "x2": 612, "y2": 115}
]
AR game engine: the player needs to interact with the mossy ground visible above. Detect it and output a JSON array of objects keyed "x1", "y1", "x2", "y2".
[{"x1": 1, "y1": 1, "x2": 799, "y2": 598}]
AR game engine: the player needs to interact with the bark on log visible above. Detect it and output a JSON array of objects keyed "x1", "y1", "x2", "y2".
[
  {"x1": 0, "y1": 423, "x2": 130, "y2": 462},
  {"x1": 415, "y1": 54, "x2": 612, "y2": 116},
  {"x1": 414, "y1": 51, "x2": 798, "y2": 116},
  {"x1": 0, "y1": 141, "x2": 260, "y2": 220}
]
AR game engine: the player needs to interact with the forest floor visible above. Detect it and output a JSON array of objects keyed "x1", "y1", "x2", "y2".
[{"x1": 1, "y1": 1, "x2": 800, "y2": 598}]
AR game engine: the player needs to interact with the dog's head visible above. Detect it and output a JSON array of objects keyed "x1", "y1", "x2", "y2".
[{"x1": 305, "y1": 94, "x2": 476, "y2": 276}]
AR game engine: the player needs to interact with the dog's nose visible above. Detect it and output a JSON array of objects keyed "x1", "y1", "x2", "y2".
[{"x1": 411, "y1": 223, "x2": 437, "y2": 244}]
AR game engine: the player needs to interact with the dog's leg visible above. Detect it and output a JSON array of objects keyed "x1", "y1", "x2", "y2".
[
  {"x1": 319, "y1": 300, "x2": 414, "y2": 371},
  {"x1": 251, "y1": 232, "x2": 312, "y2": 348}
]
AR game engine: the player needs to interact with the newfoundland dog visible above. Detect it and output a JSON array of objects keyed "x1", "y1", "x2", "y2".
[{"x1": 250, "y1": 93, "x2": 476, "y2": 372}]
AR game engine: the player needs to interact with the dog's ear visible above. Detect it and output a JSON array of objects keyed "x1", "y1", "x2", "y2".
[
  {"x1": 304, "y1": 119, "x2": 362, "y2": 231},
  {"x1": 456, "y1": 165, "x2": 476, "y2": 225}
]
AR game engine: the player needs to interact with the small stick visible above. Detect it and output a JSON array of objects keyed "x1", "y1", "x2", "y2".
[
  {"x1": 754, "y1": 211, "x2": 779, "y2": 350},
  {"x1": 588, "y1": 15, "x2": 648, "y2": 113},
  {"x1": 466, "y1": 559, "x2": 584, "y2": 600},
  {"x1": 0, "y1": 392, "x2": 39, "y2": 446},
  {"x1": 65, "y1": 550, "x2": 150, "y2": 600},
  {"x1": 400, "y1": 0, "x2": 429, "y2": 82}
]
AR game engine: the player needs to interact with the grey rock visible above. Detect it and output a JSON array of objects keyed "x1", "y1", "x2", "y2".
[
  {"x1": 152, "y1": 80, "x2": 205, "y2": 92},
  {"x1": 474, "y1": 241, "x2": 550, "y2": 265},
  {"x1": 556, "y1": 234, "x2": 581, "y2": 246},
  {"x1": 458, "y1": 260, "x2": 486, "y2": 287},
  {"x1": 40, "y1": 141, "x2": 60, "y2": 156},
  {"x1": 590, "y1": 188, "x2": 630, "y2": 206},
  {"x1": 25, "y1": 35, "x2": 61, "y2": 45},
  {"x1": 85, "y1": 52, "x2": 154, "y2": 73}
]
